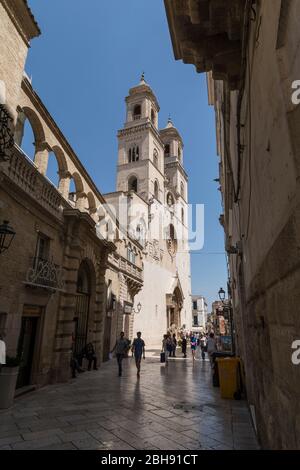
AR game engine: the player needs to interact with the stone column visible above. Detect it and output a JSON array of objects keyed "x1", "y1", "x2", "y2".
[
  {"x1": 76, "y1": 192, "x2": 88, "y2": 212},
  {"x1": 58, "y1": 170, "x2": 71, "y2": 199},
  {"x1": 14, "y1": 110, "x2": 26, "y2": 146},
  {"x1": 34, "y1": 141, "x2": 50, "y2": 175}
]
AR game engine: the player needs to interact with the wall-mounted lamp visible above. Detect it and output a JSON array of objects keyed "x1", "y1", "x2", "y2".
[
  {"x1": 218, "y1": 287, "x2": 226, "y2": 302},
  {"x1": 0, "y1": 220, "x2": 16, "y2": 254},
  {"x1": 132, "y1": 302, "x2": 142, "y2": 314}
]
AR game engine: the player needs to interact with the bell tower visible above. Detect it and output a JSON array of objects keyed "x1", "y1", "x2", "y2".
[{"x1": 116, "y1": 75, "x2": 165, "y2": 203}]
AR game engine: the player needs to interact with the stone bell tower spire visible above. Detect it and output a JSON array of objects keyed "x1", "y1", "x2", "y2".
[{"x1": 115, "y1": 76, "x2": 165, "y2": 203}]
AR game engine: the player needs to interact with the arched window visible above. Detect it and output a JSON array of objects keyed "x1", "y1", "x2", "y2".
[
  {"x1": 167, "y1": 192, "x2": 174, "y2": 207},
  {"x1": 154, "y1": 180, "x2": 159, "y2": 199},
  {"x1": 166, "y1": 223, "x2": 177, "y2": 255},
  {"x1": 164, "y1": 143, "x2": 170, "y2": 158},
  {"x1": 129, "y1": 145, "x2": 139, "y2": 162},
  {"x1": 181, "y1": 207, "x2": 184, "y2": 225},
  {"x1": 128, "y1": 176, "x2": 138, "y2": 192},
  {"x1": 178, "y1": 146, "x2": 182, "y2": 161},
  {"x1": 133, "y1": 104, "x2": 141, "y2": 120},
  {"x1": 180, "y1": 181, "x2": 184, "y2": 198},
  {"x1": 151, "y1": 109, "x2": 155, "y2": 124},
  {"x1": 153, "y1": 149, "x2": 158, "y2": 167}
]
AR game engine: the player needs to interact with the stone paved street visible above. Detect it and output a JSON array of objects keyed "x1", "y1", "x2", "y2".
[{"x1": 0, "y1": 351, "x2": 259, "y2": 450}]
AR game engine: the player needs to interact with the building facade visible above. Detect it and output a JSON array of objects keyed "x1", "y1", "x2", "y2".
[
  {"x1": 191, "y1": 295, "x2": 207, "y2": 332},
  {"x1": 0, "y1": 0, "x2": 143, "y2": 388},
  {"x1": 164, "y1": 0, "x2": 300, "y2": 449},
  {"x1": 105, "y1": 76, "x2": 192, "y2": 347}
]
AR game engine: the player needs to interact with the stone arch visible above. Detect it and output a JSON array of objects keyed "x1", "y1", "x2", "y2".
[
  {"x1": 166, "y1": 223, "x2": 177, "y2": 256},
  {"x1": 15, "y1": 106, "x2": 48, "y2": 173},
  {"x1": 87, "y1": 192, "x2": 97, "y2": 216},
  {"x1": 167, "y1": 191, "x2": 175, "y2": 207},
  {"x1": 52, "y1": 145, "x2": 68, "y2": 173},
  {"x1": 51, "y1": 146, "x2": 70, "y2": 197},
  {"x1": 128, "y1": 174, "x2": 138, "y2": 192},
  {"x1": 15, "y1": 106, "x2": 46, "y2": 148}
]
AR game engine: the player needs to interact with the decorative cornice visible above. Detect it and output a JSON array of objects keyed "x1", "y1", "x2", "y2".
[
  {"x1": 118, "y1": 121, "x2": 165, "y2": 148},
  {"x1": 1, "y1": 0, "x2": 41, "y2": 45},
  {"x1": 164, "y1": 0, "x2": 248, "y2": 90}
]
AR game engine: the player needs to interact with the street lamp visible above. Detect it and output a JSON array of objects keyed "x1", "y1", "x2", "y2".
[
  {"x1": 218, "y1": 287, "x2": 235, "y2": 354},
  {"x1": 0, "y1": 220, "x2": 16, "y2": 254},
  {"x1": 218, "y1": 287, "x2": 226, "y2": 302},
  {"x1": 132, "y1": 302, "x2": 142, "y2": 314}
]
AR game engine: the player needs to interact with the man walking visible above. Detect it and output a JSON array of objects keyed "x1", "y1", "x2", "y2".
[
  {"x1": 111, "y1": 331, "x2": 129, "y2": 377},
  {"x1": 131, "y1": 331, "x2": 145, "y2": 377}
]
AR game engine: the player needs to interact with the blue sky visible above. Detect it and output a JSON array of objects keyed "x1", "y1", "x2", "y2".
[{"x1": 25, "y1": 0, "x2": 227, "y2": 309}]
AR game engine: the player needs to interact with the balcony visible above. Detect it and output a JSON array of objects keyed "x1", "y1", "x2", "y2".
[
  {"x1": 24, "y1": 257, "x2": 65, "y2": 291},
  {"x1": 119, "y1": 256, "x2": 143, "y2": 283},
  {"x1": 6, "y1": 144, "x2": 68, "y2": 218}
]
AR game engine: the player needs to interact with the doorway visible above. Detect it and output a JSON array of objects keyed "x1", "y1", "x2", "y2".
[
  {"x1": 16, "y1": 306, "x2": 42, "y2": 389},
  {"x1": 73, "y1": 261, "x2": 91, "y2": 358}
]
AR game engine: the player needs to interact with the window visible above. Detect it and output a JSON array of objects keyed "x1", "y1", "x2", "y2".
[
  {"x1": 128, "y1": 176, "x2": 138, "y2": 192},
  {"x1": 133, "y1": 104, "x2": 141, "y2": 120},
  {"x1": 193, "y1": 315, "x2": 198, "y2": 326},
  {"x1": 151, "y1": 109, "x2": 155, "y2": 124},
  {"x1": 166, "y1": 223, "x2": 177, "y2": 255},
  {"x1": 180, "y1": 181, "x2": 184, "y2": 198},
  {"x1": 193, "y1": 301, "x2": 197, "y2": 310},
  {"x1": 154, "y1": 180, "x2": 159, "y2": 199},
  {"x1": 153, "y1": 149, "x2": 158, "y2": 167},
  {"x1": 181, "y1": 207, "x2": 184, "y2": 224},
  {"x1": 167, "y1": 192, "x2": 174, "y2": 207},
  {"x1": 164, "y1": 143, "x2": 170, "y2": 158},
  {"x1": 178, "y1": 146, "x2": 182, "y2": 161},
  {"x1": 127, "y1": 243, "x2": 136, "y2": 264},
  {"x1": 128, "y1": 145, "x2": 139, "y2": 163},
  {"x1": 36, "y1": 233, "x2": 50, "y2": 261}
]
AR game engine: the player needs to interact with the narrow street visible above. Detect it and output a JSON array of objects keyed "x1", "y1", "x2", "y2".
[{"x1": 0, "y1": 352, "x2": 258, "y2": 450}]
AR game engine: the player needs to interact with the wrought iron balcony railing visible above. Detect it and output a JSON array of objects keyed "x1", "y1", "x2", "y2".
[{"x1": 25, "y1": 256, "x2": 65, "y2": 291}]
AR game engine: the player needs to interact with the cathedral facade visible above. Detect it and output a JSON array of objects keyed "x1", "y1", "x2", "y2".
[{"x1": 104, "y1": 76, "x2": 192, "y2": 347}]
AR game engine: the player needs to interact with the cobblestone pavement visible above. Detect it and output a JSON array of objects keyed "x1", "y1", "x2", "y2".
[{"x1": 0, "y1": 350, "x2": 259, "y2": 450}]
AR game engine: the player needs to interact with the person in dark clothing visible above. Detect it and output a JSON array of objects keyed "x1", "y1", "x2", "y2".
[
  {"x1": 181, "y1": 335, "x2": 187, "y2": 358},
  {"x1": 171, "y1": 333, "x2": 177, "y2": 357},
  {"x1": 111, "y1": 332, "x2": 129, "y2": 377},
  {"x1": 131, "y1": 331, "x2": 145, "y2": 377},
  {"x1": 84, "y1": 342, "x2": 98, "y2": 371},
  {"x1": 70, "y1": 355, "x2": 85, "y2": 378}
]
